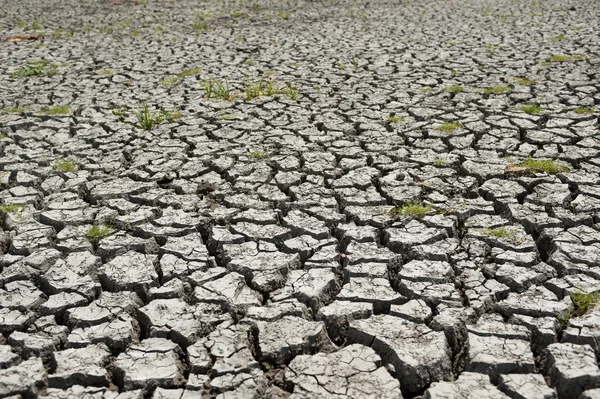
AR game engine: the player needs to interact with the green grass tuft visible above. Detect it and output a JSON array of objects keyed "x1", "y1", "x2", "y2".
[
  {"x1": 484, "y1": 86, "x2": 511, "y2": 95},
  {"x1": 386, "y1": 116, "x2": 405, "y2": 123},
  {"x1": 574, "y1": 107, "x2": 595, "y2": 114},
  {"x1": 547, "y1": 54, "x2": 570, "y2": 62},
  {"x1": 390, "y1": 201, "x2": 433, "y2": 218},
  {"x1": 84, "y1": 224, "x2": 114, "y2": 242},
  {"x1": 2, "y1": 105, "x2": 29, "y2": 115},
  {"x1": 11, "y1": 60, "x2": 58, "y2": 79},
  {"x1": 479, "y1": 226, "x2": 519, "y2": 242},
  {"x1": 54, "y1": 158, "x2": 78, "y2": 172},
  {"x1": 202, "y1": 79, "x2": 235, "y2": 101},
  {"x1": 0, "y1": 133, "x2": 7, "y2": 140},
  {"x1": 519, "y1": 104, "x2": 543, "y2": 115},
  {"x1": 249, "y1": 150, "x2": 270, "y2": 160},
  {"x1": 517, "y1": 157, "x2": 570, "y2": 174},
  {"x1": 131, "y1": 104, "x2": 182, "y2": 130},
  {"x1": 434, "y1": 158, "x2": 447, "y2": 166},
  {"x1": 41, "y1": 105, "x2": 70, "y2": 115},
  {"x1": 514, "y1": 77, "x2": 535, "y2": 85},
  {"x1": 560, "y1": 290, "x2": 600, "y2": 326},
  {"x1": 434, "y1": 122, "x2": 463, "y2": 133},
  {"x1": 444, "y1": 85, "x2": 464, "y2": 93},
  {"x1": 0, "y1": 203, "x2": 24, "y2": 215}
]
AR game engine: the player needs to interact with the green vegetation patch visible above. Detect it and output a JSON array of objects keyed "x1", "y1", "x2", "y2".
[
  {"x1": 11, "y1": 60, "x2": 58, "y2": 79},
  {"x1": 484, "y1": 86, "x2": 511, "y2": 95},
  {"x1": 519, "y1": 104, "x2": 543, "y2": 115},
  {"x1": 202, "y1": 79, "x2": 235, "y2": 101},
  {"x1": 516, "y1": 157, "x2": 571, "y2": 174},
  {"x1": 84, "y1": 224, "x2": 114, "y2": 242},
  {"x1": 0, "y1": 203, "x2": 24, "y2": 215},
  {"x1": 444, "y1": 85, "x2": 464, "y2": 93},
  {"x1": 434, "y1": 122, "x2": 463, "y2": 133},
  {"x1": 479, "y1": 226, "x2": 520, "y2": 242},
  {"x1": 386, "y1": 116, "x2": 405, "y2": 123},
  {"x1": 560, "y1": 290, "x2": 600, "y2": 326},
  {"x1": 514, "y1": 77, "x2": 535, "y2": 85},
  {"x1": 390, "y1": 201, "x2": 433, "y2": 219},
  {"x1": 574, "y1": 107, "x2": 595, "y2": 114},
  {"x1": 248, "y1": 150, "x2": 270, "y2": 160},
  {"x1": 54, "y1": 158, "x2": 79, "y2": 172},
  {"x1": 132, "y1": 104, "x2": 182, "y2": 130},
  {"x1": 41, "y1": 105, "x2": 70, "y2": 115}
]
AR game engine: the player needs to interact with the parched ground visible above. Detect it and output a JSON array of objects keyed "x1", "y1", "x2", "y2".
[{"x1": 1, "y1": 0, "x2": 600, "y2": 398}]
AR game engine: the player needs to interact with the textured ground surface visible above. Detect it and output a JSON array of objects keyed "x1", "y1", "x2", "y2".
[{"x1": 1, "y1": 0, "x2": 600, "y2": 398}]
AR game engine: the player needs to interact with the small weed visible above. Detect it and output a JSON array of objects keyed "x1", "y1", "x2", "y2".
[
  {"x1": 17, "y1": 19, "x2": 42, "y2": 30},
  {"x1": 386, "y1": 116, "x2": 405, "y2": 123},
  {"x1": 202, "y1": 79, "x2": 235, "y2": 101},
  {"x1": 574, "y1": 107, "x2": 595, "y2": 114},
  {"x1": 279, "y1": 11, "x2": 290, "y2": 19},
  {"x1": 10, "y1": 60, "x2": 58, "y2": 79},
  {"x1": 419, "y1": 87, "x2": 432, "y2": 93},
  {"x1": 479, "y1": 226, "x2": 521, "y2": 242},
  {"x1": 390, "y1": 201, "x2": 433, "y2": 219},
  {"x1": 515, "y1": 77, "x2": 535, "y2": 85},
  {"x1": 219, "y1": 113, "x2": 238, "y2": 120},
  {"x1": 40, "y1": 105, "x2": 70, "y2": 115},
  {"x1": 131, "y1": 104, "x2": 182, "y2": 130},
  {"x1": 284, "y1": 85, "x2": 299, "y2": 101},
  {"x1": 549, "y1": 34, "x2": 565, "y2": 41},
  {"x1": 547, "y1": 55, "x2": 570, "y2": 63},
  {"x1": 519, "y1": 104, "x2": 543, "y2": 115},
  {"x1": 434, "y1": 158, "x2": 447, "y2": 166},
  {"x1": 84, "y1": 224, "x2": 114, "y2": 242},
  {"x1": 98, "y1": 69, "x2": 113, "y2": 75},
  {"x1": 448, "y1": 41, "x2": 456, "y2": 46},
  {"x1": 0, "y1": 133, "x2": 7, "y2": 140},
  {"x1": 516, "y1": 157, "x2": 570, "y2": 174},
  {"x1": 249, "y1": 150, "x2": 269, "y2": 160},
  {"x1": 445, "y1": 85, "x2": 464, "y2": 93},
  {"x1": 560, "y1": 290, "x2": 600, "y2": 326},
  {"x1": 434, "y1": 121, "x2": 462, "y2": 133},
  {"x1": 2, "y1": 105, "x2": 29, "y2": 115},
  {"x1": 192, "y1": 18, "x2": 209, "y2": 31},
  {"x1": 484, "y1": 86, "x2": 511, "y2": 95},
  {"x1": 160, "y1": 67, "x2": 201, "y2": 87},
  {"x1": 54, "y1": 158, "x2": 79, "y2": 172},
  {"x1": 0, "y1": 203, "x2": 24, "y2": 215}
]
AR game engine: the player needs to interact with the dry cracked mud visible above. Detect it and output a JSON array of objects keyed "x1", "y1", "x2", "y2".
[{"x1": 1, "y1": 0, "x2": 600, "y2": 398}]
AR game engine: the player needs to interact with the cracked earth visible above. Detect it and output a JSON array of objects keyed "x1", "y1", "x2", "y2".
[{"x1": 1, "y1": 0, "x2": 600, "y2": 398}]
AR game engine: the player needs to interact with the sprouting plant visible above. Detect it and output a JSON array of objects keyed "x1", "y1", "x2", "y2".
[
  {"x1": 386, "y1": 116, "x2": 405, "y2": 123},
  {"x1": 547, "y1": 54, "x2": 570, "y2": 63},
  {"x1": 445, "y1": 85, "x2": 463, "y2": 93},
  {"x1": 549, "y1": 34, "x2": 565, "y2": 41},
  {"x1": 160, "y1": 67, "x2": 201, "y2": 87},
  {"x1": 515, "y1": 157, "x2": 570, "y2": 174},
  {"x1": 519, "y1": 104, "x2": 543, "y2": 115},
  {"x1": 84, "y1": 224, "x2": 114, "y2": 242},
  {"x1": 10, "y1": 60, "x2": 58, "y2": 79},
  {"x1": 192, "y1": 16, "x2": 209, "y2": 31},
  {"x1": 130, "y1": 104, "x2": 182, "y2": 130},
  {"x1": 484, "y1": 86, "x2": 511, "y2": 95},
  {"x1": 574, "y1": 107, "x2": 595, "y2": 114},
  {"x1": 40, "y1": 105, "x2": 70, "y2": 115},
  {"x1": 434, "y1": 122, "x2": 462, "y2": 133},
  {"x1": 249, "y1": 150, "x2": 269, "y2": 160},
  {"x1": 17, "y1": 19, "x2": 42, "y2": 30},
  {"x1": 202, "y1": 79, "x2": 235, "y2": 101},
  {"x1": 560, "y1": 289, "x2": 600, "y2": 326},
  {"x1": 54, "y1": 158, "x2": 79, "y2": 172},
  {"x1": 434, "y1": 158, "x2": 447, "y2": 166},
  {"x1": 389, "y1": 201, "x2": 433, "y2": 218},
  {"x1": 419, "y1": 87, "x2": 432, "y2": 93},
  {"x1": 284, "y1": 85, "x2": 299, "y2": 101},
  {"x1": 478, "y1": 226, "x2": 521, "y2": 242},
  {"x1": 514, "y1": 77, "x2": 535, "y2": 85},
  {"x1": 0, "y1": 133, "x2": 7, "y2": 140},
  {"x1": 2, "y1": 105, "x2": 29, "y2": 115},
  {"x1": 98, "y1": 69, "x2": 114, "y2": 75},
  {"x1": 0, "y1": 203, "x2": 24, "y2": 215}
]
